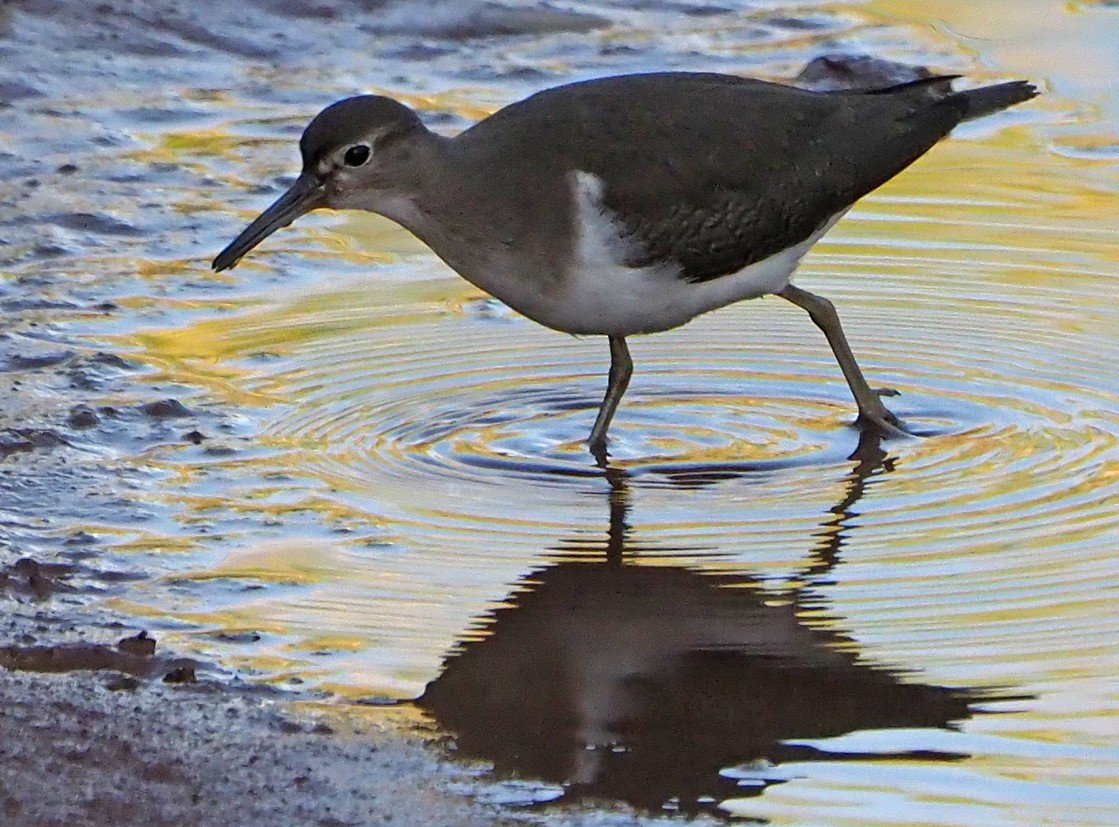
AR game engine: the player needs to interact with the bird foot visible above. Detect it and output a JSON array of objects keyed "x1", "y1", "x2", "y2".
[
  {"x1": 587, "y1": 436, "x2": 611, "y2": 468},
  {"x1": 855, "y1": 407, "x2": 909, "y2": 438},
  {"x1": 851, "y1": 385, "x2": 910, "y2": 437}
]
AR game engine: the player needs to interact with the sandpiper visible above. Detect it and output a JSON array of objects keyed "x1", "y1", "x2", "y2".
[{"x1": 213, "y1": 71, "x2": 1036, "y2": 460}]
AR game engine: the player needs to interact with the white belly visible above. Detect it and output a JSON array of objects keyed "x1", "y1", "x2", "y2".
[{"x1": 533, "y1": 171, "x2": 845, "y2": 337}]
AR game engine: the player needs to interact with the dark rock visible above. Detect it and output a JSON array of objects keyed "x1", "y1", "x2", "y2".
[
  {"x1": 117, "y1": 631, "x2": 157, "y2": 657},
  {"x1": 67, "y1": 404, "x2": 100, "y2": 429},
  {"x1": 162, "y1": 665, "x2": 197, "y2": 684},
  {"x1": 140, "y1": 399, "x2": 191, "y2": 419}
]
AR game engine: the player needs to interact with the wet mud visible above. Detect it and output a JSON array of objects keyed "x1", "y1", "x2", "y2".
[{"x1": 0, "y1": 669, "x2": 545, "y2": 827}]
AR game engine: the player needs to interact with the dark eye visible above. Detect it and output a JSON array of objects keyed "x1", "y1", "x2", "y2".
[{"x1": 343, "y1": 145, "x2": 371, "y2": 167}]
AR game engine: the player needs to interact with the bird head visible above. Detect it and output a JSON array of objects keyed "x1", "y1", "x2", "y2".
[{"x1": 213, "y1": 95, "x2": 427, "y2": 271}]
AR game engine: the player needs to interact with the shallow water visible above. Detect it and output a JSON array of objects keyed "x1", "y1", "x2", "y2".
[{"x1": 2, "y1": 0, "x2": 1118, "y2": 823}]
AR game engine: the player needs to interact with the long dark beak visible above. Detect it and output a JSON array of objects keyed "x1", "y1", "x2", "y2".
[{"x1": 212, "y1": 171, "x2": 326, "y2": 271}]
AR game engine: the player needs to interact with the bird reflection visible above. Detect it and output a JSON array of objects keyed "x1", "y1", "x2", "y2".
[{"x1": 415, "y1": 431, "x2": 1016, "y2": 816}]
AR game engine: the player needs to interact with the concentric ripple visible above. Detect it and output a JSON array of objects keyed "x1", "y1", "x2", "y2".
[
  {"x1": 268, "y1": 321, "x2": 872, "y2": 485},
  {"x1": 135, "y1": 138, "x2": 1119, "y2": 730},
  {"x1": 255, "y1": 250, "x2": 1119, "y2": 509}
]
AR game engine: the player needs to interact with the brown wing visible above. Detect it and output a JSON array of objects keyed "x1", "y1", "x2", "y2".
[{"x1": 473, "y1": 73, "x2": 968, "y2": 282}]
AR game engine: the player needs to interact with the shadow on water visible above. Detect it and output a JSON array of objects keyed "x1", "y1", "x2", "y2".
[{"x1": 414, "y1": 431, "x2": 1026, "y2": 817}]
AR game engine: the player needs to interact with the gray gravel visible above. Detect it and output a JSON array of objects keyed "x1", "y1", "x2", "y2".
[{"x1": 7, "y1": 664, "x2": 700, "y2": 827}]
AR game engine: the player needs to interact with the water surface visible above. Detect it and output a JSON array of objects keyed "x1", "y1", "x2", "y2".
[{"x1": 2, "y1": 0, "x2": 1118, "y2": 823}]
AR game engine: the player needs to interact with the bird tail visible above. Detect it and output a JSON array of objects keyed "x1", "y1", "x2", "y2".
[
  {"x1": 953, "y1": 80, "x2": 1039, "y2": 121},
  {"x1": 869, "y1": 75, "x2": 1039, "y2": 123}
]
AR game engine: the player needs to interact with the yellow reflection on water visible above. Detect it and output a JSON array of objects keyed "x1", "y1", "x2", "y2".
[{"x1": 178, "y1": 539, "x2": 357, "y2": 585}]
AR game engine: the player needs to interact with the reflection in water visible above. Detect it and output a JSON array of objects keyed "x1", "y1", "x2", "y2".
[{"x1": 416, "y1": 435, "x2": 1019, "y2": 816}]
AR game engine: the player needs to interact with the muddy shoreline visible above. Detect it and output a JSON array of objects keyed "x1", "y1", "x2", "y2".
[
  {"x1": 0, "y1": 612, "x2": 677, "y2": 826},
  {"x1": 0, "y1": 669, "x2": 526, "y2": 827}
]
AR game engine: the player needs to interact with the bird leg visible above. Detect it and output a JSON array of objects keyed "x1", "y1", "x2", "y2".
[
  {"x1": 777, "y1": 284, "x2": 903, "y2": 434},
  {"x1": 588, "y1": 335, "x2": 632, "y2": 463}
]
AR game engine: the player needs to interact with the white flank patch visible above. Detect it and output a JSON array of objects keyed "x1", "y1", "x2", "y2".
[{"x1": 554, "y1": 170, "x2": 846, "y2": 336}]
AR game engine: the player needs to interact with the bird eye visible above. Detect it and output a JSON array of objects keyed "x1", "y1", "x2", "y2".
[{"x1": 343, "y1": 145, "x2": 371, "y2": 167}]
